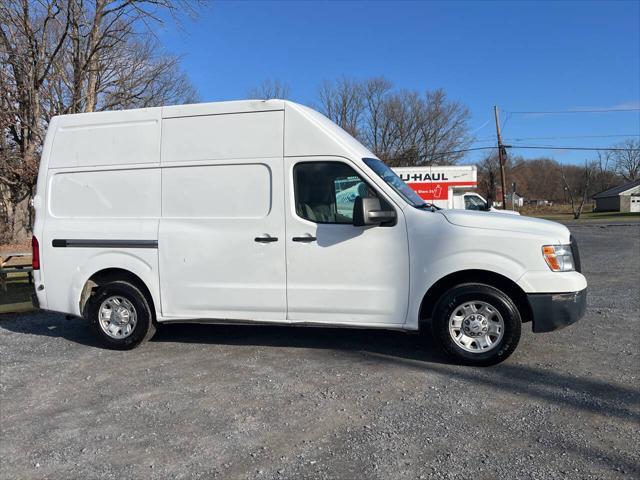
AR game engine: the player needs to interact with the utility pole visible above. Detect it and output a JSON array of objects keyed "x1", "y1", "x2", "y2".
[{"x1": 494, "y1": 105, "x2": 508, "y2": 209}]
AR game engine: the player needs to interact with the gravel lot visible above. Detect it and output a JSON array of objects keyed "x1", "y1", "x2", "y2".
[{"x1": 1, "y1": 223, "x2": 638, "y2": 480}]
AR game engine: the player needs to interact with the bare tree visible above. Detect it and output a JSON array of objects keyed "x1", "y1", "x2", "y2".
[
  {"x1": 377, "y1": 90, "x2": 423, "y2": 166},
  {"x1": 0, "y1": 0, "x2": 201, "y2": 242},
  {"x1": 612, "y1": 139, "x2": 640, "y2": 181},
  {"x1": 561, "y1": 161, "x2": 595, "y2": 219},
  {"x1": 364, "y1": 88, "x2": 472, "y2": 167},
  {"x1": 317, "y1": 77, "x2": 366, "y2": 138},
  {"x1": 247, "y1": 79, "x2": 290, "y2": 100},
  {"x1": 317, "y1": 76, "x2": 472, "y2": 166},
  {"x1": 477, "y1": 152, "x2": 500, "y2": 204},
  {"x1": 0, "y1": 0, "x2": 70, "y2": 242},
  {"x1": 591, "y1": 149, "x2": 618, "y2": 193},
  {"x1": 415, "y1": 89, "x2": 472, "y2": 165},
  {"x1": 361, "y1": 76, "x2": 394, "y2": 157},
  {"x1": 93, "y1": 36, "x2": 199, "y2": 110}
]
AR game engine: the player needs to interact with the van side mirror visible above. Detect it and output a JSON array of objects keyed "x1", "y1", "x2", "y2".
[{"x1": 353, "y1": 197, "x2": 396, "y2": 226}]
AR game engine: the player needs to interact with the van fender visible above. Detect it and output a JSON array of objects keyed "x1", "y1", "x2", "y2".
[
  {"x1": 70, "y1": 251, "x2": 160, "y2": 317},
  {"x1": 406, "y1": 251, "x2": 528, "y2": 330}
]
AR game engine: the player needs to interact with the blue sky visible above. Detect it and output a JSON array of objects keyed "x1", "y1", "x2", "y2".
[{"x1": 159, "y1": 0, "x2": 640, "y2": 165}]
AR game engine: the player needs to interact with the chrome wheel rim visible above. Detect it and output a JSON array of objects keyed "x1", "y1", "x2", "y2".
[
  {"x1": 448, "y1": 300, "x2": 504, "y2": 353},
  {"x1": 98, "y1": 296, "x2": 137, "y2": 339}
]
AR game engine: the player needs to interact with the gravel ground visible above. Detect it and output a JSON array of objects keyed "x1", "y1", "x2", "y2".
[{"x1": 1, "y1": 224, "x2": 638, "y2": 480}]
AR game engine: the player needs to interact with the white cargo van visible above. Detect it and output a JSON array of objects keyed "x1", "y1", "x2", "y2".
[{"x1": 31, "y1": 100, "x2": 587, "y2": 365}]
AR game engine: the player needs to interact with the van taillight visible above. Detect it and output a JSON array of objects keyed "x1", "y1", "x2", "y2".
[{"x1": 32, "y1": 236, "x2": 40, "y2": 270}]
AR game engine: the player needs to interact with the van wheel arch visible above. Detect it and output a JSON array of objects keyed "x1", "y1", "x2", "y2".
[
  {"x1": 419, "y1": 270, "x2": 532, "y2": 327},
  {"x1": 80, "y1": 268, "x2": 157, "y2": 323}
]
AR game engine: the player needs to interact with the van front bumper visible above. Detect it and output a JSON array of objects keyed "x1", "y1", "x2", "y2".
[{"x1": 528, "y1": 288, "x2": 587, "y2": 333}]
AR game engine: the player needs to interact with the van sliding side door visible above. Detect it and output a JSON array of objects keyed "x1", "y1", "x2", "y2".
[{"x1": 158, "y1": 111, "x2": 287, "y2": 321}]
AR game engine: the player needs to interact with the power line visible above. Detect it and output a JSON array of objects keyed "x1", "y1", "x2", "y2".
[
  {"x1": 506, "y1": 108, "x2": 640, "y2": 114},
  {"x1": 385, "y1": 147, "x2": 497, "y2": 165},
  {"x1": 438, "y1": 146, "x2": 497, "y2": 154},
  {"x1": 407, "y1": 146, "x2": 497, "y2": 159},
  {"x1": 472, "y1": 135, "x2": 504, "y2": 142},
  {"x1": 390, "y1": 142, "x2": 639, "y2": 162},
  {"x1": 500, "y1": 111, "x2": 512, "y2": 133},
  {"x1": 468, "y1": 117, "x2": 493, "y2": 135},
  {"x1": 509, "y1": 145, "x2": 640, "y2": 151},
  {"x1": 504, "y1": 134, "x2": 640, "y2": 141}
]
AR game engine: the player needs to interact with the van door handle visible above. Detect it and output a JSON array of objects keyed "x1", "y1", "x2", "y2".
[
  {"x1": 254, "y1": 235, "x2": 278, "y2": 243},
  {"x1": 292, "y1": 235, "x2": 316, "y2": 243}
]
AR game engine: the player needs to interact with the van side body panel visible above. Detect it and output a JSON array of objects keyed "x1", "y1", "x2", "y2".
[
  {"x1": 158, "y1": 110, "x2": 287, "y2": 321},
  {"x1": 284, "y1": 103, "x2": 377, "y2": 160},
  {"x1": 34, "y1": 101, "x2": 455, "y2": 326},
  {"x1": 402, "y1": 207, "x2": 579, "y2": 330},
  {"x1": 49, "y1": 108, "x2": 161, "y2": 169},
  {"x1": 37, "y1": 108, "x2": 162, "y2": 315},
  {"x1": 42, "y1": 170, "x2": 161, "y2": 316},
  {"x1": 161, "y1": 110, "x2": 283, "y2": 163}
]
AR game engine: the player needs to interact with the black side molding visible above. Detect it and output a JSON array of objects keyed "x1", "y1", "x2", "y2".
[{"x1": 52, "y1": 239, "x2": 158, "y2": 249}]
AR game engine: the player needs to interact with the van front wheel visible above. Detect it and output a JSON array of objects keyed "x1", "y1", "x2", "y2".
[
  {"x1": 88, "y1": 281, "x2": 156, "y2": 350},
  {"x1": 431, "y1": 284, "x2": 521, "y2": 366}
]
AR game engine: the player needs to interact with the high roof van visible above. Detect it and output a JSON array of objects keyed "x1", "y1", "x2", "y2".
[{"x1": 31, "y1": 100, "x2": 587, "y2": 365}]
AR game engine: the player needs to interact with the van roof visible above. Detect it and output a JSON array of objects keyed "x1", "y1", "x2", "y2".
[
  {"x1": 51, "y1": 99, "x2": 287, "y2": 121},
  {"x1": 43, "y1": 100, "x2": 378, "y2": 169},
  {"x1": 162, "y1": 99, "x2": 286, "y2": 118}
]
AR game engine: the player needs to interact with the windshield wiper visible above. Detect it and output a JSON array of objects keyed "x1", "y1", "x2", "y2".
[{"x1": 416, "y1": 202, "x2": 441, "y2": 211}]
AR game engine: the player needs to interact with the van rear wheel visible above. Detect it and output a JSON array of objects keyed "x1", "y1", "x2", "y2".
[
  {"x1": 431, "y1": 283, "x2": 521, "y2": 366},
  {"x1": 88, "y1": 281, "x2": 156, "y2": 350}
]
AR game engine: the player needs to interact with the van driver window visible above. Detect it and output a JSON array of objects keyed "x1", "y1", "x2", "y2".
[{"x1": 294, "y1": 162, "x2": 376, "y2": 224}]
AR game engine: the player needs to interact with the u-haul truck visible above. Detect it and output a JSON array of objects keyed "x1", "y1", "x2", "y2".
[{"x1": 392, "y1": 165, "x2": 519, "y2": 214}]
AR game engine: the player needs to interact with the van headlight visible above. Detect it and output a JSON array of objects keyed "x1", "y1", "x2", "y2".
[{"x1": 542, "y1": 245, "x2": 575, "y2": 272}]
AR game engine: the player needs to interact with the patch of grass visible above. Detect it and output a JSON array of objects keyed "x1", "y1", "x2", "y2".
[{"x1": 0, "y1": 272, "x2": 35, "y2": 314}]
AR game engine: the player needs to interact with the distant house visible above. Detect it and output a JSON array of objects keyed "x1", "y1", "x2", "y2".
[
  {"x1": 592, "y1": 179, "x2": 640, "y2": 213},
  {"x1": 511, "y1": 192, "x2": 525, "y2": 208},
  {"x1": 526, "y1": 199, "x2": 552, "y2": 207}
]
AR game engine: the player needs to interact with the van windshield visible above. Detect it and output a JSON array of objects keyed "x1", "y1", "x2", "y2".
[{"x1": 363, "y1": 158, "x2": 427, "y2": 208}]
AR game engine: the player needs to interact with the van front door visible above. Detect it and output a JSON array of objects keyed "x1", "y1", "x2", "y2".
[
  {"x1": 284, "y1": 159, "x2": 409, "y2": 326},
  {"x1": 159, "y1": 159, "x2": 287, "y2": 321}
]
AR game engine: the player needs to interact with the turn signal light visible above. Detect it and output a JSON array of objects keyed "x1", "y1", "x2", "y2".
[{"x1": 542, "y1": 244, "x2": 574, "y2": 272}]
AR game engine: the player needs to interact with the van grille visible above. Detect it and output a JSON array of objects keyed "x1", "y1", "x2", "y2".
[{"x1": 570, "y1": 235, "x2": 582, "y2": 273}]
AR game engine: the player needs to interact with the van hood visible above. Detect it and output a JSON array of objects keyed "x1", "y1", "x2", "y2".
[{"x1": 439, "y1": 209, "x2": 570, "y2": 242}]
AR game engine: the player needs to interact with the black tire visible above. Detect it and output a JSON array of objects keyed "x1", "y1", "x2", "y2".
[
  {"x1": 88, "y1": 280, "x2": 156, "y2": 350},
  {"x1": 431, "y1": 283, "x2": 521, "y2": 366}
]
